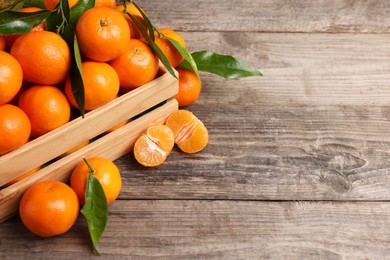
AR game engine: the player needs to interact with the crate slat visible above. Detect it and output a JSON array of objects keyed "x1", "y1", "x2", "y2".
[
  {"x1": 0, "y1": 72, "x2": 177, "y2": 186},
  {"x1": 0, "y1": 98, "x2": 178, "y2": 223}
]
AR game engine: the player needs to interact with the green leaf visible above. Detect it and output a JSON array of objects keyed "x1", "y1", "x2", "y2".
[
  {"x1": 24, "y1": 0, "x2": 46, "y2": 9},
  {"x1": 70, "y1": 34, "x2": 85, "y2": 117},
  {"x1": 0, "y1": 10, "x2": 52, "y2": 36},
  {"x1": 152, "y1": 41, "x2": 178, "y2": 79},
  {"x1": 180, "y1": 51, "x2": 263, "y2": 79},
  {"x1": 69, "y1": 0, "x2": 95, "y2": 26},
  {"x1": 81, "y1": 173, "x2": 108, "y2": 256},
  {"x1": 131, "y1": 1, "x2": 154, "y2": 42},
  {"x1": 166, "y1": 36, "x2": 199, "y2": 78}
]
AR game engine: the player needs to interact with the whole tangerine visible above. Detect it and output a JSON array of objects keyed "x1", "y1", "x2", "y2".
[
  {"x1": 64, "y1": 61, "x2": 120, "y2": 111},
  {"x1": 0, "y1": 104, "x2": 31, "y2": 155},
  {"x1": 0, "y1": 51, "x2": 23, "y2": 105},
  {"x1": 175, "y1": 68, "x2": 202, "y2": 107},
  {"x1": 155, "y1": 28, "x2": 186, "y2": 68},
  {"x1": 109, "y1": 39, "x2": 159, "y2": 89},
  {"x1": 10, "y1": 31, "x2": 71, "y2": 85},
  {"x1": 18, "y1": 85, "x2": 71, "y2": 137},
  {"x1": 76, "y1": 7, "x2": 130, "y2": 62},
  {"x1": 19, "y1": 180, "x2": 79, "y2": 238},
  {"x1": 44, "y1": 0, "x2": 79, "y2": 10},
  {"x1": 5, "y1": 7, "x2": 46, "y2": 49},
  {"x1": 70, "y1": 157, "x2": 122, "y2": 206}
]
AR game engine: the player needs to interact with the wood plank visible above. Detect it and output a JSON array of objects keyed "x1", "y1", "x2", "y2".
[
  {"x1": 141, "y1": 0, "x2": 390, "y2": 33},
  {"x1": 1, "y1": 200, "x2": 390, "y2": 259},
  {"x1": 181, "y1": 32, "x2": 390, "y2": 106},
  {"x1": 116, "y1": 104, "x2": 390, "y2": 201}
]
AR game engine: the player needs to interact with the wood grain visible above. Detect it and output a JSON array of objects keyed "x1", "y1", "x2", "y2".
[
  {"x1": 141, "y1": 0, "x2": 390, "y2": 33},
  {"x1": 116, "y1": 104, "x2": 390, "y2": 201},
  {"x1": 180, "y1": 32, "x2": 390, "y2": 106},
  {"x1": 1, "y1": 200, "x2": 390, "y2": 259}
]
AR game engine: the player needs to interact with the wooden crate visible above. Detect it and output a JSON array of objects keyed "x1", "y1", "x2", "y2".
[{"x1": 0, "y1": 71, "x2": 178, "y2": 223}]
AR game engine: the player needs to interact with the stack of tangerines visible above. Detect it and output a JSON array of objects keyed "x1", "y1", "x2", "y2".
[{"x1": 0, "y1": 0, "x2": 202, "y2": 158}]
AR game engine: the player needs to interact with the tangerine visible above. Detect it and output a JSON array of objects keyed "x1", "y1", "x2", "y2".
[
  {"x1": 165, "y1": 110, "x2": 208, "y2": 153},
  {"x1": 18, "y1": 85, "x2": 71, "y2": 137},
  {"x1": 76, "y1": 7, "x2": 130, "y2": 61},
  {"x1": 133, "y1": 124, "x2": 174, "y2": 167},
  {"x1": 95, "y1": 0, "x2": 115, "y2": 8},
  {"x1": 0, "y1": 104, "x2": 31, "y2": 155},
  {"x1": 10, "y1": 31, "x2": 71, "y2": 85},
  {"x1": 0, "y1": 36, "x2": 5, "y2": 51},
  {"x1": 116, "y1": 3, "x2": 145, "y2": 39},
  {"x1": 155, "y1": 28, "x2": 186, "y2": 68},
  {"x1": 44, "y1": 0, "x2": 79, "y2": 10},
  {"x1": 175, "y1": 68, "x2": 202, "y2": 107},
  {"x1": 0, "y1": 51, "x2": 23, "y2": 105},
  {"x1": 19, "y1": 180, "x2": 79, "y2": 238},
  {"x1": 64, "y1": 61, "x2": 120, "y2": 111},
  {"x1": 70, "y1": 157, "x2": 122, "y2": 206},
  {"x1": 109, "y1": 39, "x2": 159, "y2": 89},
  {"x1": 5, "y1": 7, "x2": 46, "y2": 48}
]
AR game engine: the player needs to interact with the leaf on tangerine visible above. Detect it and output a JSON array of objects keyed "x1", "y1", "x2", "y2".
[{"x1": 81, "y1": 173, "x2": 108, "y2": 256}]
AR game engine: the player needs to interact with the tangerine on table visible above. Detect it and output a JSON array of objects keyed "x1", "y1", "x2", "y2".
[
  {"x1": 175, "y1": 68, "x2": 202, "y2": 107},
  {"x1": 19, "y1": 180, "x2": 79, "y2": 238},
  {"x1": 133, "y1": 124, "x2": 174, "y2": 167},
  {"x1": 10, "y1": 31, "x2": 71, "y2": 85},
  {"x1": 165, "y1": 110, "x2": 208, "y2": 154},
  {"x1": 18, "y1": 85, "x2": 71, "y2": 138},
  {"x1": 155, "y1": 28, "x2": 186, "y2": 68},
  {"x1": 0, "y1": 104, "x2": 31, "y2": 156},
  {"x1": 76, "y1": 7, "x2": 130, "y2": 62},
  {"x1": 5, "y1": 7, "x2": 46, "y2": 48},
  {"x1": 0, "y1": 51, "x2": 23, "y2": 105},
  {"x1": 70, "y1": 157, "x2": 122, "y2": 206},
  {"x1": 64, "y1": 61, "x2": 120, "y2": 111},
  {"x1": 109, "y1": 39, "x2": 159, "y2": 89}
]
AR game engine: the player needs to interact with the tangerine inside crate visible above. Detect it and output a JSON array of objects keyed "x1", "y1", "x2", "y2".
[{"x1": 0, "y1": 70, "x2": 178, "y2": 223}]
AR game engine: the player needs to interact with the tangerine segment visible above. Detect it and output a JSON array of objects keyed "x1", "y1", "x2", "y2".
[
  {"x1": 165, "y1": 110, "x2": 208, "y2": 154},
  {"x1": 0, "y1": 104, "x2": 31, "y2": 155},
  {"x1": 19, "y1": 181, "x2": 79, "y2": 238},
  {"x1": 133, "y1": 124, "x2": 174, "y2": 167}
]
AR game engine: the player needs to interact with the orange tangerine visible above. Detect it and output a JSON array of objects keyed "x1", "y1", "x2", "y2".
[
  {"x1": 165, "y1": 110, "x2": 208, "y2": 154},
  {"x1": 133, "y1": 124, "x2": 174, "y2": 167}
]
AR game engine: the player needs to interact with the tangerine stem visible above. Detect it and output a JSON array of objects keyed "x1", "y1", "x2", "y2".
[{"x1": 82, "y1": 157, "x2": 96, "y2": 175}]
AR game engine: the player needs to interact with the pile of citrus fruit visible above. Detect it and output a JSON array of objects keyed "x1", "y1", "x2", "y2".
[
  {"x1": 0, "y1": 0, "x2": 203, "y2": 158},
  {"x1": 0, "y1": 0, "x2": 262, "y2": 254}
]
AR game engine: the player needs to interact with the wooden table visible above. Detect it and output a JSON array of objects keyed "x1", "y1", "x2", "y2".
[{"x1": 2, "y1": 0, "x2": 390, "y2": 258}]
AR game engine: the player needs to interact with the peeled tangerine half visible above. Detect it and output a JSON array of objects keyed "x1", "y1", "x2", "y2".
[
  {"x1": 165, "y1": 110, "x2": 208, "y2": 154},
  {"x1": 133, "y1": 124, "x2": 175, "y2": 167}
]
